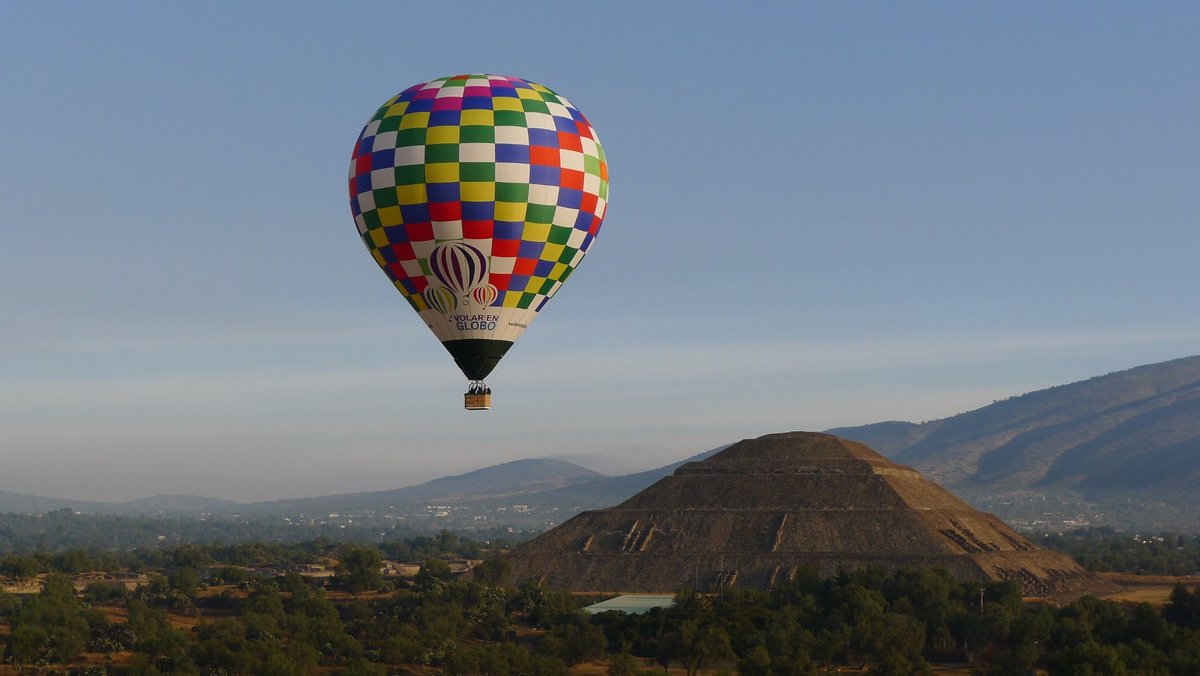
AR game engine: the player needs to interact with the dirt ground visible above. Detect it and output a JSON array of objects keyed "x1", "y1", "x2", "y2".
[{"x1": 1096, "y1": 572, "x2": 1199, "y2": 606}]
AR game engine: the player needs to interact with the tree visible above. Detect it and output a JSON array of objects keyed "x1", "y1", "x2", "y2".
[
  {"x1": 7, "y1": 623, "x2": 49, "y2": 665},
  {"x1": 168, "y1": 566, "x2": 200, "y2": 599},
  {"x1": 857, "y1": 613, "x2": 927, "y2": 669},
  {"x1": 5, "y1": 574, "x2": 92, "y2": 665},
  {"x1": 169, "y1": 544, "x2": 212, "y2": 570},
  {"x1": 739, "y1": 645, "x2": 771, "y2": 676},
  {"x1": 606, "y1": 649, "x2": 640, "y2": 675},
  {"x1": 1048, "y1": 640, "x2": 1128, "y2": 675},
  {"x1": 1164, "y1": 584, "x2": 1200, "y2": 629},
  {"x1": 336, "y1": 547, "x2": 384, "y2": 593},
  {"x1": 668, "y1": 619, "x2": 734, "y2": 676},
  {"x1": 55, "y1": 549, "x2": 94, "y2": 574},
  {"x1": 473, "y1": 557, "x2": 512, "y2": 587},
  {"x1": 415, "y1": 557, "x2": 452, "y2": 591},
  {"x1": 1, "y1": 554, "x2": 40, "y2": 581},
  {"x1": 540, "y1": 613, "x2": 607, "y2": 666}
]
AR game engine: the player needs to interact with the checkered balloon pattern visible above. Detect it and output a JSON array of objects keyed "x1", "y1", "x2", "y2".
[{"x1": 349, "y1": 75, "x2": 609, "y2": 324}]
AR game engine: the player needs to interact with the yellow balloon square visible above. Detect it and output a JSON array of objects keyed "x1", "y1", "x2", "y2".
[
  {"x1": 371, "y1": 248, "x2": 387, "y2": 266},
  {"x1": 426, "y1": 126, "x2": 460, "y2": 145},
  {"x1": 376, "y1": 205, "x2": 403, "y2": 227},
  {"x1": 550, "y1": 262, "x2": 569, "y2": 279},
  {"x1": 492, "y1": 97, "x2": 523, "y2": 112},
  {"x1": 397, "y1": 184, "x2": 427, "y2": 205},
  {"x1": 495, "y1": 201, "x2": 527, "y2": 221},
  {"x1": 425, "y1": 163, "x2": 459, "y2": 183},
  {"x1": 540, "y1": 243, "x2": 565, "y2": 261},
  {"x1": 399, "y1": 112, "x2": 429, "y2": 130},
  {"x1": 522, "y1": 222, "x2": 551, "y2": 241},
  {"x1": 516, "y1": 88, "x2": 540, "y2": 100},
  {"x1": 524, "y1": 277, "x2": 545, "y2": 292},
  {"x1": 369, "y1": 229, "x2": 389, "y2": 247},
  {"x1": 460, "y1": 109, "x2": 495, "y2": 126},
  {"x1": 461, "y1": 182, "x2": 496, "y2": 202},
  {"x1": 502, "y1": 293, "x2": 522, "y2": 308},
  {"x1": 384, "y1": 102, "x2": 409, "y2": 117}
]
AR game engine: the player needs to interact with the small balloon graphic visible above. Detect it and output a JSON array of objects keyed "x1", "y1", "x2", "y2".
[
  {"x1": 471, "y1": 284, "x2": 499, "y2": 307},
  {"x1": 429, "y1": 241, "x2": 488, "y2": 297},
  {"x1": 422, "y1": 286, "x2": 458, "y2": 315}
]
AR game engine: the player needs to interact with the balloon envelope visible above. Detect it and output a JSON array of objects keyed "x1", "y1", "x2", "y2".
[{"x1": 349, "y1": 74, "x2": 609, "y2": 380}]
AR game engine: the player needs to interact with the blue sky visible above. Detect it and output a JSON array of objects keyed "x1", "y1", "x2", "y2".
[{"x1": 2, "y1": 2, "x2": 1197, "y2": 501}]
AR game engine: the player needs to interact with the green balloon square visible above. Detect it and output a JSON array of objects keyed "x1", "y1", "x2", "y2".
[
  {"x1": 547, "y1": 225, "x2": 572, "y2": 244},
  {"x1": 394, "y1": 165, "x2": 425, "y2": 186},
  {"x1": 494, "y1": 110, "x2": 527, "y2": 127},
  {"x1": 496, "y1": 182, "x2": 529, "y2": 202},
  {"x1": 520, "y1": 99, "x2": 550, "y2": 114},
  {"x1": 372, "y1": 188, "x2": 398, "y2": 208},
  {"x1": 425, "y1": 144, "x2": 459, "y2": 163},
  {"x1": 460, "y1": 125, "x2": 496, "y2": 143},
  {"x1": 377, "y1": 116, "x2": 402, "y2": 133},
  {"x1": 397, "y1": 128, "x2": 426, "y2": 146},
  {"x1": 526, "y1": 203, "x2": 555, "y2": 224},
  {"x1": 460, "y1": 162, "x2": 496, "y2": 182},
  {"x1": 584, "y1": 155, "x2": 601, "y2": 176}
]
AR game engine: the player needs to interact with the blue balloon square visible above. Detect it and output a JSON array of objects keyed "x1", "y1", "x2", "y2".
[
  {"x1": 528, "y1": 128, "x2": 558, "y2": 147},
  {"x1": 384, "y1": 225, "x2": 408, "y2": 244},
  {"x1": 530, "y1": 165, "x2": 560, "y2": 186},
  {"x1": 495, "y1": 143, "x2": 530, "y2": 163},
  {"x1": 427, "y1": 183, "x2": 460, "y2": 202},
  {"x1": 400, "y1": 203, "x2": 430, "y2": 224},
  {"x1": 494, "y1": 221, "x2": 523, "y2": 240}
]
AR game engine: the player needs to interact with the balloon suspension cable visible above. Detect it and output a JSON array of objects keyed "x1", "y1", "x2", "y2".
[{"x1": 464, "y1": 380, "x2": 492, "y2": 411}]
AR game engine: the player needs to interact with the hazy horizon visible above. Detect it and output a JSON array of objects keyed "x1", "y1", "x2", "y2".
[{"x1": 3, "y1": 3, "x2": 1198, "y2": 502}]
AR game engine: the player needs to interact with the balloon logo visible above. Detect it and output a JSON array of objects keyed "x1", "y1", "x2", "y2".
[
  {"x1": 348, "y1": 74, "x2": 609, "y2": 403},
  {"x1": 471, "y1": 284, "x2": 499, "y2": 307},
  {"x1": 422, "y1": 286, "x2": 458, "y2": 315},
  {"x1": 429, "y1": 241, "x2": 489, "y2": 297}
]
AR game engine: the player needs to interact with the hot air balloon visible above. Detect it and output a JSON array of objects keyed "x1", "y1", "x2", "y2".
[{"x1": 348, "y1": 74, "x2": 609, "y2": 410}]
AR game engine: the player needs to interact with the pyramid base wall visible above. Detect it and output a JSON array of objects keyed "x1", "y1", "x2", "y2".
[{"x1": 508, "y1": 550, "x2": 1087, "y2": 596}]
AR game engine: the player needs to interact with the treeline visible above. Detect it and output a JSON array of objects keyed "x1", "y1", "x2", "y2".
[
  {"x1": 1, "y1": 531, "x2": 499, "y2": 582},
  {"x1": 1038, "y1": 528, "x2": 1200, "y2": 576},
  {"x1": 0, "y1": 509, "x2": 529, "y2": 556},
  {"x1": 3, "y1": 557, "x2": 1200, "y2": 674},
  {"x1": 8, "y1": 509, "x2": 1200, "y2": 578}
]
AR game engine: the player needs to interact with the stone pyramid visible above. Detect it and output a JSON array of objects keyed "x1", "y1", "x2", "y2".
[{"x1": 506, "y1": 432, "x2": 1091, "y2": 596}]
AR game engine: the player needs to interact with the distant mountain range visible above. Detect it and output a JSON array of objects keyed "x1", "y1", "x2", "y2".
[
  {"x1": 251, "y1": 458, "x2": 606, "y2": 514},
  {"x1": 829, "y1": 355, "x2": 1200, "y2": 528},
  {"x1": 4, "y1": 356, "x2": 1197, "y2": 531},
  {"x1": 0, "y1": 449, "x2": 726, "y2": 519}
]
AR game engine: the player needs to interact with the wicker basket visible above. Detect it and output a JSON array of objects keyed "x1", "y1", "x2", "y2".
[{"x1": 464, "y1": 393, "x2": 492, "y2": 410}]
